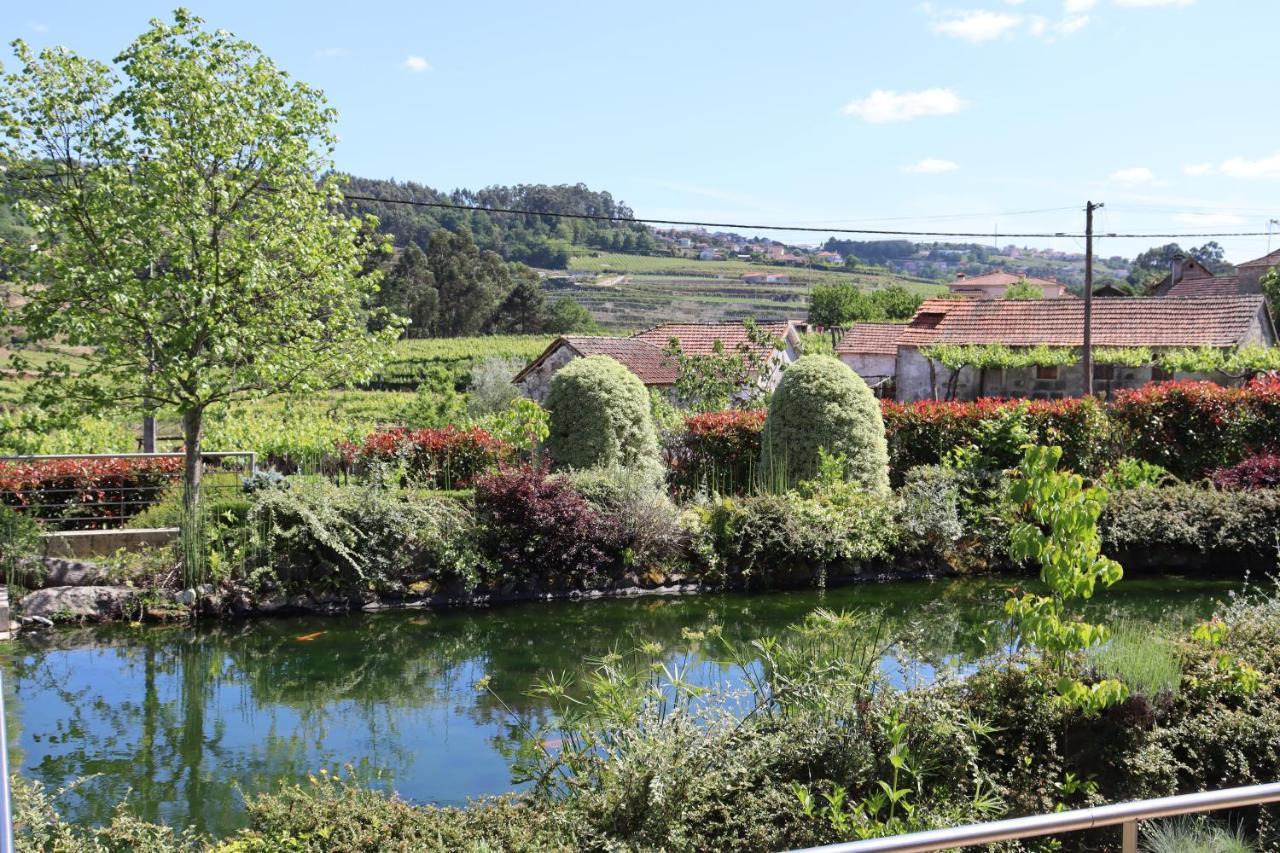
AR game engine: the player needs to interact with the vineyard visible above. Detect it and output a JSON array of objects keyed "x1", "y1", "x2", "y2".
[{"x1": 361, "y1": 335, "x2": 554, "y2": 390}]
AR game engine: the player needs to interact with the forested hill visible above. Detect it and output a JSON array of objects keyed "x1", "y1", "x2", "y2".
[{"x1": 340, "y1": 176, "x2": 655, "y2": 268}]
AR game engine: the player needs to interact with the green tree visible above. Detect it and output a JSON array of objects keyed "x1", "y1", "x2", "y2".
[
  {"x1": 543, "y1": 355, "x2": 660, "y2": 474},
  {"x1": 1004, "y1": 277, "x2": 1040, "y2": 300},
  {"x1": 760, "y1": 356, "x2": 889, "y2": 491},
  {"x1": 0, "y1": 10, "x2": 399, "y2": 563},
  {"x1": 377, "y1": 244, "x2": 438, "y2": 334},
  {"x1": 1263, "y1": 268, "x2": 1280, "y2": 323},
  {"x1": 544, "y1": 296, "x2": 599, "y2": 334},
  {"x1": 489, "y1": 267, "x2": 545, "y2": 334},
  {"x1": 426, "y1": 228, "x2": 512, "y2": 336}
]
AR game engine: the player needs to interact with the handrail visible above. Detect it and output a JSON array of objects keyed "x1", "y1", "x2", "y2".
[{"x1": 786, "y1": 781, "x2": 1280, "y2": 853}]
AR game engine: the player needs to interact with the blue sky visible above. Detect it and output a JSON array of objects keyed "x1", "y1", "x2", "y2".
[{"x1": 6, "y1": 1, "x2": 1279, "y2": 261}]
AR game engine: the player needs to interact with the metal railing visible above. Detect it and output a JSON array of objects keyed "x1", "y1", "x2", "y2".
[
  {"x1": 0, "y1": 452, "x2": 255, "y2": 531},
  {"x1": 788, "y1": 782, "x2": 1280, "y2": 853}
]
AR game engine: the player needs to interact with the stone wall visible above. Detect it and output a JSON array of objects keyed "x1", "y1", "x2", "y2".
[{"x1": 516, "y1": 344, "x2": 578, "y2": 403}]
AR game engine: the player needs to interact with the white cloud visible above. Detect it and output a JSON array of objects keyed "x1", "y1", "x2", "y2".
[
  {"x1": 1027, "y1": 15, "x2": 1049, "y2": 35},
  {"x1": 1065, "y1": 0, "x2": 1096, "y2": 10},
  {"x1": 1004, "y1": 0, "x2": 1027, "y2": 5},
  {"x1": 1173, "y1": 212, "x2": 1245, "y2": 226},
  {"x1": 1110, "y1": 166, "x2": 1156, "y2": 184},
  {"x1": 930, "y1": 9, "x2": 1022, "y2": 41},
  {"x1": 840, "y1": 88, "x2": 968, "y2": 123},
  {"x1": 1058, "y1": 14, "x2": 1091, "y2": 33},
  {"x1": 905, "y1": 158, "x2": 960, "y2": 174},
  {"x1": 402, "y1": 55, "x2": 431, "y2": 72},
  {"x1": 1220, "y1": 152, "x2": 1280, "y2": 180},
  {"x1": 1114, "y1": 0, "x2": 1195, "y2": 6},
  {"x1": 1183, "y1": 162, "x2": 1214, "y2": 177}
]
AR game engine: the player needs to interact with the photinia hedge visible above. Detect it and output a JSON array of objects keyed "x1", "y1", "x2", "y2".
[
  {"x1": 0, "y1": 457, "x2": 183, "y2": 529},
  {"x1": 665, "y1": 409, "x2": 767, "y2": 495},
  {"x1": 342, "y1": 426, "x2": 511, "y2": 489}
]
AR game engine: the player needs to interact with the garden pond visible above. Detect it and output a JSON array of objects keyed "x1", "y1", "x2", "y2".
[{"x1": 0, "y1": 574, "x2": 1250, "y2": 836}]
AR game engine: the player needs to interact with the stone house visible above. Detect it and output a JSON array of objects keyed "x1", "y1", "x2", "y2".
[
  {"x1": 947, "y1": 271, "x2": 1069, "y2": 299},
  {"x1": 835, "y1": 323, "x2": 902, "y2": 397},
  {"x1": 1152, "y1": 249, "x2": 1280, "y2": 297},
  {"x1": 514, "y1": 321, "x2": 803, "y2": 403},
  {"x1": 838, "y1": 295, "x2": 1276, "y2": 402}
]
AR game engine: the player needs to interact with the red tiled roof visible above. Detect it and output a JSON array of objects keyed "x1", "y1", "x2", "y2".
[
  {"x1": 897, "y1": 296, "x2": 1267, "y2": 349},
  {"x1": 512, "y1": 336, "x2": 678, "y2": 386},
  {"x1": 1239, "y1": 249, "x2": 1280, "y2": 269},
  {"x1": 561, "y1": 336, "x2": 677, "y2": 385},
  {"x1": 836, "y1": 323, "x2": 905, "y2": 356},
  {"x1": 1164, "y1": 274, "x2": 1246, "y2": 298},
  {"x1": 632, "y1": 321, "x2": 794, "y2": 359}
]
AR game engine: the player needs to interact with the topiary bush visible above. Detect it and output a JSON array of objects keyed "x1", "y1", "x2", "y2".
[
  {"x1": 760, "y1": 356, "x2": 889, "y2": 491},
  {"x1": 543, "y1": 355, "x2": 661, "y2": 473}
]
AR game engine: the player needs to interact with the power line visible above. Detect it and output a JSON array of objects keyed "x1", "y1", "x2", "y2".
[{"x1": 7, "y1": 171, "x2": 1278, "y2": 239}]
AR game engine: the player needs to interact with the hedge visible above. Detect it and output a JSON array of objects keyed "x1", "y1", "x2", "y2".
[
  {"x1": 666, "y1": 409, "x2": 766, "y2": 495},
  {"x1": 341, "y1": 426, "x2": 510, "y2": 488},
  {"x1": 0, "y1": 456, "x2": 183, "y2": 529}
]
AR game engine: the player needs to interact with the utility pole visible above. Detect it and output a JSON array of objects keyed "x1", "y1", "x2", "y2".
[
  {"x1": 1082, "y1": 201, "x2": 1102, "y2": 397},
  {"x1": 1268, "y1": 219, "x2": 1279, "y2": 254}
]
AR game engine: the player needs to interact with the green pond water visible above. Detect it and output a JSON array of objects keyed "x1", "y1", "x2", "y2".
[{"x1": 0, "y1": 575, "x2": 1249, "y2": 836}]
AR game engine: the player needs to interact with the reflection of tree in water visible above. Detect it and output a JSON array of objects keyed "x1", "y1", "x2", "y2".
[{"x1": 1, "y1": 576, "x2": 1235, "y2": 836}]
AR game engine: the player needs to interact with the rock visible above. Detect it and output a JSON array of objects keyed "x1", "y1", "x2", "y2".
[
  {"x1": 21, "y1": 615, "x2": 54, "y2": 628},
  {"x1": 19, "y1": 586, "x2": 137, "y2": 623},
  {"x1": 175, "y1": 588, "x2": 198, "y2": 607},
  {"x1": 36, "y1": 558, "x2": 110, "y2": 588},
  {"x1": 256, "y1": 595, "x2": 286, "y2": 614}
]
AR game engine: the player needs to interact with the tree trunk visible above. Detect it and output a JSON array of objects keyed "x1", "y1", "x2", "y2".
[
  {"x1": 181, "y1": 407, "x2": 204, "y2": 518},
  {"x1": 142, "y1": 413, "x2": 156, "y2": 454}
]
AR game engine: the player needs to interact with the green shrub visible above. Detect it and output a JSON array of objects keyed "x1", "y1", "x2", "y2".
[
  {"x1": 565, "y1": 465, "x2": 685, "y2": 571},
  {"x1": 465, "y1": 355, "x2": 525, "y2": 416},
  {"x1": 246, "y1": 481, "x2": 488, "y2": 594},
  {"x1": 543, "y1": 355, "x2": 661, "y2": 473},
  {"x1": 761, "y1": 356, "x2": 889, "y2": 491},
  {"x1": 709, "y1": 489, "x2": 898, "y2": 588},
  {"x1": 1101, "y1": 484, "x2": 1280, "y2": 569},
  {"x1": 0, "y1": 503, "x2": 40, "y2": 586},
  {"x1": 896, "y1": 465, "x2": 963, "y2": 558}
]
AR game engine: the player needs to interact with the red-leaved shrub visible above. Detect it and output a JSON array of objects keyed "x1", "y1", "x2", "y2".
[
  {"x1": 665, "y1": 409, "x2": 767, "y2": 495},
  {"x1": 1211, "y1": 453, "x2": 1280, "y2": 491},
  {"x1": 880, "y1": 396, "x2": 1115, "y2": 477},
  {"x1": 0, "y1": 457, "x2": 183, "y2": 529},
  {"x1": 1108, "y1": 380, "x2": 1280, "y2": 479},
  {"x1": 342, "y1": 426, "x2": 510, "y2": 488},
  {"x1": 473, "y1": 463, "x2": 614, "y2": 589}
]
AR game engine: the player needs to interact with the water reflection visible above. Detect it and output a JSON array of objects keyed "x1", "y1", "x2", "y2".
[{"x1": 1, "y1": 576, "x2": 1241, "y2": 836}]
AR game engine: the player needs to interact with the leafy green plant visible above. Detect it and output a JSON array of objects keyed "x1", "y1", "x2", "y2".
[
  {"x1": 1006, "y1": 445, "x2": 1127, "y2": 710},
  {"x1": 1101, "y1": 457, "x2": 1174, "y2": 490},
  {"x1": 761, "y1": 355, "x2": 890, "y2": 491},
  {"x1": 543, "y1": 355, "x2": 662, "y2": 474},
  {"x1": 0, "y1": 503, "x2": 40, "y2": 587},
  {"x1": 663, "y1": 318, "x2": 782, "y2": 412}
]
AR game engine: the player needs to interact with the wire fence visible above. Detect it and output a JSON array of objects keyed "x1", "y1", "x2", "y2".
[{"x1": 0, "y1": 452, "x2": 255, "y2": 532}]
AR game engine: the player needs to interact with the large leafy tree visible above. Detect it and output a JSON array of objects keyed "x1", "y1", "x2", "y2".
[{"x1": 0, "y1": 10, "x2": 400, "y2": 529}]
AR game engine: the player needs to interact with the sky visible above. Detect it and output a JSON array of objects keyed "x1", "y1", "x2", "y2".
[{"x1": 5, "y1": 0, "x2": 1280, "y2": 262}]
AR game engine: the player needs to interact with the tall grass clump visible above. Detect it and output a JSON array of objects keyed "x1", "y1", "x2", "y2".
[
  {"x1": 1088, "y1": 620, "x2": 1185, "y2": 698},
  {"x1": 1141, "y1": 816, "x2": 1255, "y2": 853}
]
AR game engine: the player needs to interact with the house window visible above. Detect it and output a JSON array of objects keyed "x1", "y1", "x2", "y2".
[
  {"x1": 1093, "y1": 364, "x2": 1115, "y2": 381},
  {"x1": 1036, "y1": 365, "x2": 1058, "y2": 380},
  {"x1": 1152, "y1": 365, "x2": 1173, "y2": 381}
]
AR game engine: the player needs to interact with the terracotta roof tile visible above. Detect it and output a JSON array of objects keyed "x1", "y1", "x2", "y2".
[
  {"x1": 631, "y1": 321, "x2": 794, "y2": 359},
  {"x1": 898, "y1": 295, "x2": 1266, "y2": 349},
  {"x1": 562, "y1": 336, "x2": 678, "y2": 385},
  {"x1": 836, "y1": 323, "x2": 905, "y2": 356},
  {"x1": 1239, "y1": 249, "x2": 1280, "y2": 269},
  {"x1": 1164, "y1": 274, "x2": 1247, "y2": 298}
]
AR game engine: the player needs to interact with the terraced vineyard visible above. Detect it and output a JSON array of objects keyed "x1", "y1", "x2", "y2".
[
  {"x1": 554, "y1": 254, "x2": 945, "y2": 331},
  {"x1": 362, "y1": 335, "x2": 554, "y2": 390}
]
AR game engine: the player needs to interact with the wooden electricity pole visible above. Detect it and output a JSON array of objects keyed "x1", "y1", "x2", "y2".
[{"x1": 1082, "y1": 201, "x2": 1103, "y2": 397}]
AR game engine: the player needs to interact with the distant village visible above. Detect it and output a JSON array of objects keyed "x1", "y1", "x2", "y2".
[{"x1": 645, "y1": 226, "x2": 1130, "y2": 287}]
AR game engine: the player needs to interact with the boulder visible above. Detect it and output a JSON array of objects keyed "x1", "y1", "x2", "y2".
[{"x1": 19, "y1": 586, "x2": 137, "y2": 623}]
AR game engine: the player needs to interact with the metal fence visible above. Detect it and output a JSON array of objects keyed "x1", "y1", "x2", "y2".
[
  {"x1": 0, "y1": 452, "x2": 255, "y2": 531},
  {"x1": 788, "y1": 781, "x2": 1280, "y2": 853}
]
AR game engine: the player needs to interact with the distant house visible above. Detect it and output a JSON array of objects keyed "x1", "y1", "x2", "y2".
[
  {"x1": 1153, "y1": 250, "x2": 1280, "y2": 297},
  {"x1": 947, "y1": 271, "x2": 1068, "y2": 299},
  {"x1": 514, "y1": 321, "x2": 803, "y2": 402},
  {"x1": 764, "y1": 245, "x2": 787, "y2": 260},
  {"x1": 698, "y1": 247, "x2": 719, "y2": 261},
  {"x1": 742, "y1": 272, "x2": 790, "y2": 284},
  {"x1": 883, "y1": 295, "x2": 1276, "y2": 402},
  {"x1": 835, "y1": 323, "x2": 903, "y2": 397},
  {"x1": 815, "y1": 250, "x2": 843, "y2": 265}
]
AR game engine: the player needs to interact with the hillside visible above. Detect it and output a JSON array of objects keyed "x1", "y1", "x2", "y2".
[{"x1": 553, "y1": 251, "x2": 943, "y2": 331}]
